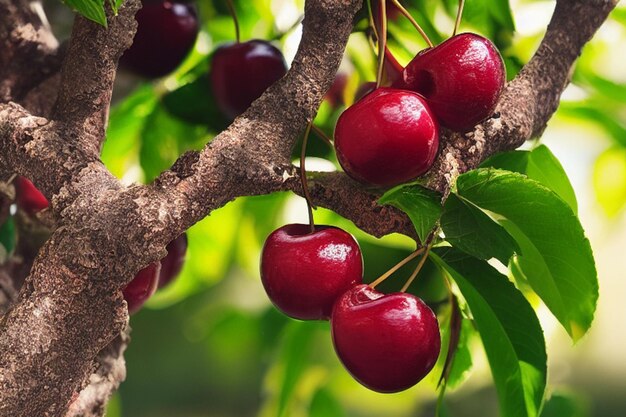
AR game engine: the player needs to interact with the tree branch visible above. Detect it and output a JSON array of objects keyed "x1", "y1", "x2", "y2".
[
  {"x1": 52, "y1": 0, "x2": 141, "y2": 155},
  {"x1": 0, "y1": 0, "x2": 617, "y2": 416},
  {"x1": 0, "y1": 0, "x2": 61, "y2": 103},
  {"x1": 423, "y1": 0, "x2": 619, "y2": 193}
]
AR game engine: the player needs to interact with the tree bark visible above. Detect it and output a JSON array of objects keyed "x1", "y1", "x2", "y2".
[{"x1": 0, "y1": 0, "x2": 618, "y2": 415}]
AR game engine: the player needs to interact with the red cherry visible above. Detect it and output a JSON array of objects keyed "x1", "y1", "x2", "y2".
[
  {"x1": 260, "y1": 224, "x2": 363, "y2": 320},
  {"x1": 396, "y1": 33, "x2": 506, "y2": 131},
  {"x1": 331, "y1": 284, "x2": 441, "y2": 393},
  {"x1": 158, "y1": 233, "x2": 188, "y2": 289},
  {"x1": 334, "y1": 87, "x2": 439, "y2": 188},
  {"x1": 14, "y1": 176, "x2": 49, "y2": 214},
  {"x1": 123, "y1": 262, "x2": 161, "y2": 314},
  {"x1": 210, "y1": 40, "x2": 288, "y2": 120},
  {"x1": 121, "y1": 0, "x2": 199, "y2": 78}
]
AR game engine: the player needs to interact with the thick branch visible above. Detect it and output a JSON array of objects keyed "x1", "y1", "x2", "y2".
[
  {"x1": 0, "y1": 0, "x2": 616, "y2": 416},
  {"x1": 0, "y1": 0, "x2": 60, "y2": 103},
  {"x1": 150, "y1": 0, "x2": 362, "y2": 235},
  {"x1": 64, "y1": 329, "x2": 130, "y2": 417},
  {"x1": 52, "y1": 0, "x2": 141, "y2": 155},
  {"x1": 0, "y1": 2, "x2": 364, "y2": 416}
]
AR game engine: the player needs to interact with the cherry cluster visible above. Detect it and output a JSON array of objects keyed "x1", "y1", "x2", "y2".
[
  {"x1": 335, "y1": 31, "x2": 505, "y2": 188},
  {"x1": 122, "y1": 0, "x2": 287, "y2": 121},
  {"x1": 260, "y1": 224, "x2": 440, "y2": 393},
  {"x1": 260, "y1": 4, "x2": 506, "y2": 393},
  {"x1": 13, "y1": 177, "x2": 188, "y2": 314}
]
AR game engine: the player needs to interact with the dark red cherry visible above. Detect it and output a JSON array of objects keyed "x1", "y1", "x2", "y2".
[
  {"x1": 325, "y1": 72, "x2": 349, "y2": 109},
  {"x1": 260, "y1": 224, "x2": 363, "y2": 320},
  {"x1": 158, "y1": 233, "x2": 188, "y2": 289},
  {"x1": 121, "y1": 0, "x2": 199, "y2": 78},
  {"x1": 14, "y1": 176, "x2": 49, "y2": 214},
  {"x1": 123, "y1": 262, "x2": 161, "y2": 314},
  {"x1": 396, "y1": 33, "x2": 505, "y2": 131},
  {"x1": 210, "y1": 40, "x2": 288, "y2": 120},
  {"x1": 331, "y1": 284, "x2": 441, "y2": 393},
  {"x1": 354, "y1": 81, "x2": 377, "y2": 102},
  {"x1": 334, "y1": 87, "x2": 439, "y2": 188}
]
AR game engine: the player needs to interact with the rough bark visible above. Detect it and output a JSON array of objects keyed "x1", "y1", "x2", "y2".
[{"x1": 0, "y1": 0, "x2": 618, "y2": 415}]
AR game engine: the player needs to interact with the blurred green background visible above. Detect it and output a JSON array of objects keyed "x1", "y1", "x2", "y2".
[{"x1": 41, "y1": 0, "x2": 626, "y2": 416}]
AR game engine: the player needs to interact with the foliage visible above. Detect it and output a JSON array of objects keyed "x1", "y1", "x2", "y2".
[{"x1": 29, "y1": 0, "x2": 619, "y2": 416}]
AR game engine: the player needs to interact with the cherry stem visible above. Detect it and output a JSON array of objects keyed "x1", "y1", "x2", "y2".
[
  {"x1": 369, "y1": 247, "x2": 425, "y2": 289},
  {"x1": 453, "y1": 0, "x2": 465, "y2": 37},
  {"x1": 400, "y1": 243, "x2": 432, "y2": 292},
  {"x1": 300, "y1": 122, "x2": 316, "y2": 233},
  {"x1": 375, "y1": 0, "x2": 388, "y2": 88},
  {"x1": 367, "y1": 0, "x2": 378, "y2": 42},
  {"x1": 390, "y1": 0, "x2": 434, "y2": 48},
  {"x1": 226, "y1": 0, "x2": 240, "y2": 44},
  {"x1": 311, "y1": 124, "x2": 333, "y2": 147}
]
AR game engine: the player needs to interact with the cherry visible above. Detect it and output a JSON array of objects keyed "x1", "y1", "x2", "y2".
[
  {"x1": 395, "y1": 33, "x2": 505, "y2": 131},
  {"x1": 14, "y1": 176, "x2": 49, "y2": 214},
  {"x1": 210, "y1": 40, "x2": 288, "y2": 120},
  {"x1": 123, "y1": 262, "x2": 161, "y2": 314},
  {"x1": 158, "y1": 233, "x2": 188, "y2": 289},
  {"x1": 354, "y1": 81, "x2": 377, "y2": 102},
  {"x1": 260, "y1": 224, "x2": 363, "y2": 321},
  {"x1": 121, "y1": 0, "x2": 199, "y2": 78},
  {"x1": 325, "y1": 72, "x2": 349, "y2": 109},
  {"x1": 331, "y1": 284, "x2": 440, "y2": 393},
  {"x1": 334, "y1": 87, "x2": 439, "y2": 188}
]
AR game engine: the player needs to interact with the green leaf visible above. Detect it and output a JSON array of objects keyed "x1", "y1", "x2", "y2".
[
  {"x1": 0, "y1": 216, "x2": 16, "y2": 257},
  {"x1": 379, "y1": 184, "x2": 442, "y2": 243},
  {"x1": 432, "y1": 248, "x2": 547, "y2": 417},
  {"x1": 558, "y1": 103, "x2": 626, "y2": 147},
  {"x1": 457, "y1": 169, "x2": 598, "y2": 341},
  {"x1": 309, "y1": 387, "x2": 345, "y2": 417},
  {"x1": 441, "y1": 193, "x2": 519, "y2": 264},
  {"x1": 103, "y1": 84, "x2": 158, "y2": 179},
  {"x1": 593, "y1": 146, "x2": 626, "y2": 217},
  {"x1": 481, "y1": 145, "x2": 578, "y2": 214},
  {"x1": 276, "y1": 322, "x2": 315, "y2": 417},
  {"x1": 162, "y1": 75, "x2": 230, "y2": 131},
  {"x1": 139, "y1": 104, "x2": 209, "y2": 182},
  {"x1": 489, "y1": 0, "x2": 516, "y2": 32},
  {"x1": 63, "y1": 0, "x2": 107, "y2": 26},
  {"x1": 540, "y1": 391, "x2": 589, "y2": 417}
]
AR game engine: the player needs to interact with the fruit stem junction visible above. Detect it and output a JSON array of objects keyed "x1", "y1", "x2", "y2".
[{"x1": 370, "y1": 247, "x2": 425, "y2": 289}]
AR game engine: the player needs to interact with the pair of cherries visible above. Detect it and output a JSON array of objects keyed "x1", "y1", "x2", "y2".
[
  {"x1": 335, "y1": 33, "x2": 506, "y2": 188},
  {"x1": 122, "y1": 0, "x2": 288, "y2": 120},
  {"x1": 13, "y1": 177, "x2": 187, "y2": 314},
  {"x1": 261, "y1": 224, "x2": 440, "y2": 393}
]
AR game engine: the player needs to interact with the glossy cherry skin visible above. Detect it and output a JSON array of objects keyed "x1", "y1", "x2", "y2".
[
  {"x1": 121, "y1": 1, "x2": 198, "y2": 78},
  {"x1": 123, "y1": 262, "x2": 161, "y2": 314},
  {"x1": 395, "y1": 33, "x2": 505, "y2": 131},
  {"x1": 331, "y1": 284, "x2": 441, "y2": 393},
  {"x1": 14, "y1": 177, "x2": 49, "y2": 214},
  {"x1": 210, "y1": 40, "x2": 288, "y2": 120},
  {"x1": 260, "y1": 224, "x2": 363, "y2": 320},
  {"x1": 334, "y1": 87, "x2": 439, "y2": 188},
  {"x1": 158, "y1": 233, "x2": 188, "y2": 289}
]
